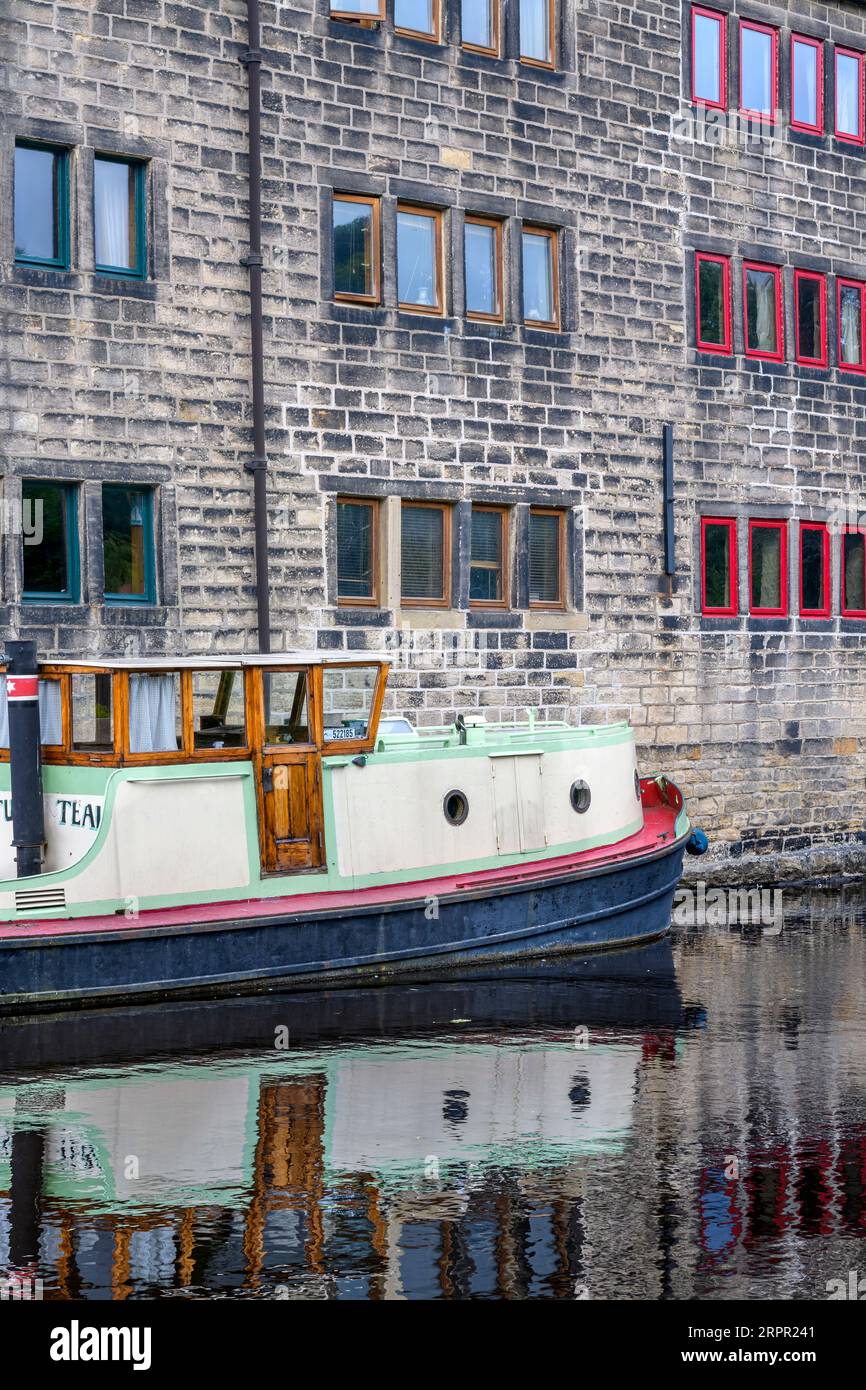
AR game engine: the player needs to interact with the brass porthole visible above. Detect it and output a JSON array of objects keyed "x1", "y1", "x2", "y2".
[
  {"x1": 443, "y1": 789, "x2": 469, "y2": 826},
  {"x1": 570, "y1": 779, "x2": 591, "y2": 814}
]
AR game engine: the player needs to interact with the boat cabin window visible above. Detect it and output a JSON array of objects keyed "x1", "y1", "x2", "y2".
[
  {"x1": 263, "y1": 669, "x2": 310, "y2": 745},
  {"x1": 0, "y1": 678, "x2": 62, "y2": 749},
  {"x1": 191, "y1": 669, "x2": 247, "y2": 751},
  {"x1": 71, "y1": 673, "x2": 114, "y2": 753},
  {"x1": 321, "y1": 664, "x2": 378, "y2": 745},
  {"x1": 129, "y1": 672, "x2": 183, "y2": 753}
]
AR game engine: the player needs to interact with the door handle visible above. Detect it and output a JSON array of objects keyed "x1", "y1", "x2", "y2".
[{"x1": 261, "y1": 766, "x2": 274, "y2": 792}]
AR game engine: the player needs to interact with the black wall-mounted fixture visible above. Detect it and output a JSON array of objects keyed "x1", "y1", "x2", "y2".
[{"x1": 662, "y1": 423, "x2": 675, "y2": 577}]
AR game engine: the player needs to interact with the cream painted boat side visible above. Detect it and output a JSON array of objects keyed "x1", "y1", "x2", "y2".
[
  {"x1": 0, "y1": 771, "x2": 253, "y2": 916},
  {"x1": 329, "y1": 737, "x2": 642, "y2": 880}
]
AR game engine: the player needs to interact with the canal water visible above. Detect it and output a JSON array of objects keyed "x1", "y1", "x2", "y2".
[{"x1": 1, "y1": 887, "x2": 864, "y2": 1300}]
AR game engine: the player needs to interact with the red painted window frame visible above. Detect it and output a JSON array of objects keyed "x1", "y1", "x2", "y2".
[
  {"x1": 835, "y1": 46, "x2": 865, "y2": 145},
  {"x1": 837, "y1": 276, "x2": 866, "y2": 373},
  {"x1": 793, "y1": 269, "x2": 827, "y2": 368},
  {"x1": 790, "y1": 33, "x2": 824, "y2": 134},
  {"x1": 749, "y1": 519, "x2": 787, "y2": 617},
  {"x1": 700, "y1": 516, "x2": 738, "y2": 617},
  {"x1": 799, "y1": 522, "x2": 830, "y2": 618},
  {"x1": 841, "y1": 527, "x2": 866, "y2": 618},
  {"x1": 695, "y1": 251, "x2": 732, "y2": 354},
  {"x1": 739, "y1": 19, "x2": 778, "y2": 124},
  {"x1": 742, "y1": 261, "x2": 784, "y2": 362},
  {"x1": 691, "y1": 5, "x2": 727, "y2": 110}
]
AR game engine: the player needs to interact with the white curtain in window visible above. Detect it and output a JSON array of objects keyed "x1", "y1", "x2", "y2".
[
  {"x1": 94, "y1": 160, "x2": 130, "y2": 268},
  {"x1": 520, "y1": 0, "x2": 549, "y2": 62},
  {"x1": 838, "y1": 57, "x2": 859, "y2": 135},
  {"x1": 841, "y1": 290, "x2": 861, "y2": 363},
  {"x1": 797, "y1": 49, "x2": 816, "y2": 123},
  {"x1": 129, "y1": 674, "x2": 177, "y2": 753},
  {"x1": 756, "y1": 275, "x2": 775, "y2": 350},
  {"x1": 0, "y1": 679, "x2": 62, "y2": 748},
  {"x1": 757, "y1": 538, "x2": 780, "y2": 608}
]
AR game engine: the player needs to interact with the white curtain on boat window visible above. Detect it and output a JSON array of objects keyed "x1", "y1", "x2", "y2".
[
  {"x1": 38, "y1": 680, "x2": 62, "y2": 744},
  {"x1": 129, "y1": 674, "x2": 177, "y2": 753},
  {"x1": 0, "y1": 679, "x2": 62, "y2": 748},
  {"x1": 520, "y1": 0, "x2": 549, "y2": 62}
]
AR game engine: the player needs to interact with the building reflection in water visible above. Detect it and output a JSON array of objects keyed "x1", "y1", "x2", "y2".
[{"x1": 1, "y1": 899, "x2": 865, "y2": 1300}]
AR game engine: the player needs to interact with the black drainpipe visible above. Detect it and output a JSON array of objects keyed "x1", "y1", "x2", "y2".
[{"x1": 240, "y1": 0, "x2": 271, "y2": 654}]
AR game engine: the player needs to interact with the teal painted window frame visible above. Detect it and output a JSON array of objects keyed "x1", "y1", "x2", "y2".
[
  {"x1": 21, "y1": 481, "x2": 80, "y2": 604},
  {"x1": 102, "y1": 485, "x2": 157, "y2": 606},
  {"x1": 93, "y1": 154, "x2": 147, "y2": 280},
  {"x1": 13, "y1": 140, "x2": 71, "y2": 271}
]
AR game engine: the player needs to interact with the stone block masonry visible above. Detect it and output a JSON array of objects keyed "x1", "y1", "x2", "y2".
[{"x1": 3, "y1": 0, "x2": 866, "y2": 880}]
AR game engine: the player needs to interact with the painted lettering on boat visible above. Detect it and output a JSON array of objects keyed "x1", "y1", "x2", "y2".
[
  {"x1": 0, "y1": 797, "x2": 101, "y2": 830},
  {"x1": 55, "y1": 798, "x2": 102, "y2": 831}
]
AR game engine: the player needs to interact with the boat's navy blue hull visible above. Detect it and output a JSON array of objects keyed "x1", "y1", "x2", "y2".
[{"x1": 0, "y1": 836, "x2": 687, "y2": 1013}]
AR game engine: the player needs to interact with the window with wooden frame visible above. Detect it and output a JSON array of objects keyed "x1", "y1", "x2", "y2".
[
  {"x1": 464, "y1": 216, "x2": 503, "y2": 322},
  {"x1": 842, "y1": 529, "x2": 866, "y2": 616},
  {"x1": 320, "y1": 663, "x2": 387, "y2": 752},
  {"x1": 749, "y1": 519, "x2": 787, "y2": 617},
  {"x1": 695, "y1": 251, "x2": 731, "y2": 354},
  {"x1": 14, "y1": 140, "x2": 70, "y2": 270},
  {"x1": 332, "y1": 193, "x2": 380, "y2": 304},
  {"x1": 397, "y1": 204, "x2": 444, "y2": 315},
  {"x1": 21, "y1": 480, "x2": 80, "y2": 604},
  {"x1": 336, "y1": 497, "x2": 379, "y2": 605},
  {"x1": 742, "y1": 261, "x2": 784, "y2": 362},
  {"x1": 122, "y1": 668, "x2": 248, "y2": 761},
  {"x1": 102, "y1": 486, "x2": 156, "y2": 605},
  {"x1": 400, "y1": 501, "x2": 451, "y2": 607},
  {"x1": 835, "y1": 46, "x2": 865, "y2": 144},
  {"x1": 462, "y1": 0, "x2": 499, "y2": 56},
  {"x1": 529, "y1": 508, "x2": 566, "y2": 608},
  {"x1": 794, "y1": 269, "x2": 827, "y2": 368},
  {"x1": 261, "y1": 669, "x2": 312, "y2": 746},
  {"x1": 127, "y1": 671, "x2": 184, "y2": 754},
  {"x1": 519, "y1": 0, "x2": 554, "y2": 69},
  {"x1": 94, "y1": 155, "x2": 147, "y2": 279},
  {"x1": 469, "y1": 505, "x2": 508, "y2": 607},
  {"x1": 71, "y1": 672, "x2": 116, "y2": 755},
  {"x1": 190, "y1": 669, "x2": 247, "y2": 752},
  {"x1": 837, "y1": 277, "x2": 866, "y2": 372},
  {"x1": 329, "y1": 0, "x2": 385, "y2": 22},
  {"x1": 739, "y1": 20, "x2": 778, "y2": 123},
  {"x1": 700, "y1": 517, "x2": 738, "y2": 616},
  {"x1": 521, "y1": 226, "x2": 559, "y2": 329},
  {"x1": 0, "y1": 677, "x2": 64, "y2": 754},
  {"x1": 799, "y1": 522, "x2": 830, "y2": 618},
  {"x1": 691, "y1": 6, "x2": 727, "y2": 109},
  {"x1": 791, "y1": 34, "x2": 823, "y2": 134},
  {"x1": 395, "y1": 0, "x2": 440, "y2": 41}
]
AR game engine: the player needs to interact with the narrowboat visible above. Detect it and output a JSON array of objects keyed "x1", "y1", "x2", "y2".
[{"x1": 0, "y1": 653, "x2": 705, "y2": 1012}]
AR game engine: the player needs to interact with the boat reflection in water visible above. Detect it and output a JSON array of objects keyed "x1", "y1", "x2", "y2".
[{"x1": 2, "y1": 904, "x2": 866, "y2": 1299}]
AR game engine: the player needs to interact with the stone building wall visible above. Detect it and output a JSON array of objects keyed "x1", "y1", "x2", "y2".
[{"x1": 3, "y1": 0, "x2": 866, "y2": 877}]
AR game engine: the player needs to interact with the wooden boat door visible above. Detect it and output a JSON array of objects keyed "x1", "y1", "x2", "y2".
[{"x1": 256, "y1": 667, "x2": 323, "y2": 874}]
